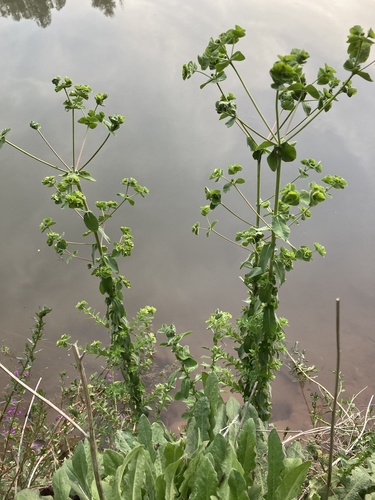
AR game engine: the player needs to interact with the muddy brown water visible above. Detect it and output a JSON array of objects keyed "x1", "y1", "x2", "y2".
[{"x1": 0, "y1": 0, "x2": 374, "y2": 432}]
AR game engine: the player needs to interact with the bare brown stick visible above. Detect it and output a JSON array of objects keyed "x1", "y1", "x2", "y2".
[
  {"x1": 15, "y1": 378, "x2": 42, "y2": 495},
  {"x1": 0, "y1": 361, "x2": 87, "y2": 438},
  {"x1": 72, "y1": 344, "x2": 104, "y2": 500},
  {"x1": 326, "y1": 298, "x2": 341, "y2": 499}
]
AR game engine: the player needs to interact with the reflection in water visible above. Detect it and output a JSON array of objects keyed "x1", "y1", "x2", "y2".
[
  {"x1": 0, "y1": 0, "x2": 122, "y2": 27},
  {"x1": 0, "y1": 0, "x2": 374, "y2": 429}
]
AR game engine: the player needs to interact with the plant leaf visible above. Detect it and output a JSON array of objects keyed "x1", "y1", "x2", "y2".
[
  {"x1": 272, "y1": 215, "x2": 290, "y2": 241},
  {"x1": 84, "y1": 211, "x2": 99, "y2": 232}
]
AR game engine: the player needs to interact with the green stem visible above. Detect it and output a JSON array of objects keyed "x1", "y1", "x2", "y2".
[
  {"x1": 5, "y1": 141, "x2": 66, "y2": 172},
  {"x1": 271, "y1": 158, "x2": 282, "y2": 242},
  {"x1": 77, "y1": 181, "x2": 104, "y2": 258},
  {"x1": 269, "y1": 92, "x2": 282, "y2": 278},
  {"x1": 37, "y1": 130, "x2": 69, "y2": 168},
  {"x1": 220, "y1": 202, "x2": 252, "y2": 225},
  {"x1": 210, "y1": 227, "x2": 248, "y2": 249},
  {"x1": 76, "y1": 126, "x2": 90, "y2": 169},
  {"x1": 78, "y1": 133, "x2": 111, "y2": 171},
  {"x1": 233, "y1": 185, "x2": 272, "y2": 229},
  {"x1": 256, "y1": 157, "x2": 261, "y2": 229},
  {"x1": 235, "y1": 117, "x2": 275, "y2": 143},
  {"x1": 72, "y1": 109, "x2": 76, "y2": 170},
  {"x1": 230, "y1": 62, "x2": 277, "y2": 141}
]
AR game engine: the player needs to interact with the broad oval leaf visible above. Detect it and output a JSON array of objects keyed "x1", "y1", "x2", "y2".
[{"x1": 83, "y1": 211, "x2": 99, "y2": 232}]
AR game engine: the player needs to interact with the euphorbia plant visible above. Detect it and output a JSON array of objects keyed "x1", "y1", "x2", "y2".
[
  {"x1": 183, "y1": 25, "x2": 374, "y2": 419},
  {"x1": 0, "y1": 77, "x2": 155, "y2": 418}
]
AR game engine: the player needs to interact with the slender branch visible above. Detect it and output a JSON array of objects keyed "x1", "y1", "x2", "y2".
[
  {"x1": 5, "y1": 141, "x2": 66, "y2": 173},
  {"x1": 37, "y1": 130, "x2": 69, "y2": 168},
  {"x1": 326, "y1": 298, "x2": 341, "y2": 500},
  {"x1": 0, "y1": 361, "x2": 88, "y2": 437},
  {"x1": 78, "y1": 133, "x2": 111, "y2": 172},
  {"x1": 72, "y1": 344, "x2": 105, "y2": 500},
  {"x1": 76, "y1": 126, "x2": 90, "y2": 169},
  {"x1": 230, "y1": 62, "x2": 277, "y2": 141},
  {"x1": 235, "y1": 116, "x2": 275, "y2": 143},
  {"x1": 210, "y1": 227, "x2": 249, "y2": 249},
  {"x1": 14, "y1": 378, "x2": 42, "y2": 495},
  {"x1": 233, "y1": 184, "x2": 272, "y2": 229},
  {"x1": 220, "y1": 202, "x2": 252, "y2": 225}
]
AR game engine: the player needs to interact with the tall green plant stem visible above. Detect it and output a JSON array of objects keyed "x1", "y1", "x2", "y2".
[
  {"x1": 72, "y1": 344, "x2": 105, "y2": 500},
  {"x1": 5, "y1": 140, "x2": 66, "y2": 172},
  {"x1": 269, "y1": 93, "x2": 282, "y2": 277},
  {"x1": 77, "y1": 180, "x2": 104, "y2": 259},
  {"x1": 269, "y1": 157, "x2": 282, "y2": 279},
  {"x1": 72, "y1": 109, "x2": 76, "y2": 170},
  {"x1": 256, "y1": 157, "x2": 261, "y2": 229}
]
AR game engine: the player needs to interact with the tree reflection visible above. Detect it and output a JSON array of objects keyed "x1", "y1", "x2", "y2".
[{"x1": 0, "y1": 0, "x2": 122, "y2": 28}]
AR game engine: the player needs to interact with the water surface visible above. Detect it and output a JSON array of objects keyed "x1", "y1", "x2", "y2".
[{"x1": 1, "y1": 0, "x2": 374, "y2": 428}]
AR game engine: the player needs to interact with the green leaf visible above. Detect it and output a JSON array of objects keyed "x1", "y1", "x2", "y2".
[
  {"x1": 305, "y1": 84, "x2": 320, "y2": 99},
  {"x1": 0, "y1": 128, "x2": 11, "y2": 149},
  {"x1": 51, "y1": 466, "x2": 71, "y2": 500},
  {"x1": 356, "y1": 70, "x2": 373, "y2": 82},
  {"x1": 226, "y1": 469, "x2": 249, "y2": 500},
  {"x1": 235, "y1": 178, "x2": 245, "y2": 185},
  {"x1": 105, "y1": 255, "x2": 119, "y2": 274},
  {"x1": 231, "y1": 50, "x2": 245, "y2": 62},
  {"x1": 266, "y1": 429, "x2": 285, "y2": 499},
  {"x1": 225, "y1": 396, "x2": 241, "y2": 422},
  {"x1": 263, "y1": 305, "x2": 277, "y2": 336},
  {"x1": 78, "y1": 170, "x2": 96, "y2": 182},
  {"x1": 267, "y1": 147, "x2": 280, "y2": 171},
  {"x1": 246, "y1": 266, "x2": 264, "y2": 281},
  {"x1": 204, "y1": 372, "x2": 222, "y2": 420},
  {"x1": 228, "y1": 164, "x2": 243, "y2": 175},
  {"x1": 272, "y1": 214, "x2": 290, "y2": 241},
  {"x1": 103, "y1": 449, "x2": 124, "y2": 476},
  {"x1": 163, "y1": 460, "x2": 181, "y2": 500},
  {"x1": 215, "y1": 60, "x2": 230, "y2": 72},
  {"x1": 236, "y1": 418, "x2": 257, "y2": 481},
  {"x1": 314, "y1": 242, "x2": 326, "y2": 256},
  {"x1": 207, "y1": 433, "x2": 227, "y2": 473},
  {"x1": 114, "y1": 446, "x2": 145, "y2": 499},
  {"x1": 15, "y1": 490, "x2": 49, "y2": 500},
  {"x1": 185, "y1": 417, "x2": 199, "y2": 458},
  {"x1": 84, "y1": 211, "x2": 99, "y2": 232},
  {"x1": 274, "y1": 461, "x2": 311, "y2": 500},
  {"x1": 193, "y1": 396, "x2": 211, "y2": 440},
  {"x1": 259, "y1": 243, "x2": 275, "y2": 272},
  {"x1": 280, "y1": 141, "x2": 297, "y2": 162},
  {"x1": 189, "y1": 455, "x2": 219, "y2": 500},
  {"x1": 200, "y1": 71, "x2": 227, "y2": 89},
  {"x1": 182, "y1": 61, "x2": 198, "y2": 80},
  {"x1": 136, "y1": 415, "x2": 156, "y2": 462}
]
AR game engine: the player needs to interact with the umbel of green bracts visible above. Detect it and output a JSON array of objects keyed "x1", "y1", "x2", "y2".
[{"x1": 183, "y1": 24, "x2": 374, "y2": 420}]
